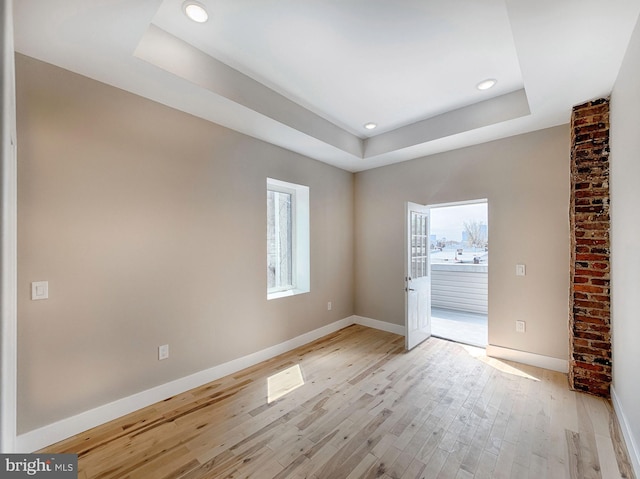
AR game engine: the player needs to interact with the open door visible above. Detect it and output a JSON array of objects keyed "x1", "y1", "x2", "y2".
[{"x1": 405, "y1": 202, "x2": 432, "y2": 350}]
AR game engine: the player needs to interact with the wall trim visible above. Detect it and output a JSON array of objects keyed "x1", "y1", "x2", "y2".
[
  {"x1": 17, "y1": 316, "x2": 358, "y2": 452},
  {"x1": 1, "y1": 0, "x2": 18, "y2": 454},
  {"x1": 16, "y1": 316, "x2": 580, "y2": 452},
  {"x1": 352, "y1": 315, "x2": 405, "y2": 336},
  {"x1": 16, "y1": 313, "x2": 408, "y2": 452},
  {"x1": 486, "y1": 344, "x2": 568, "y2": 373},
  {"x1": 611, "y1": 386, "x2": 640, "y2": 477}
]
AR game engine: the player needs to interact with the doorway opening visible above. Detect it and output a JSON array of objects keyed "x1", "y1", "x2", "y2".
[{"x1": 430, "y1": 200, "x2": 488, "y2": 348}]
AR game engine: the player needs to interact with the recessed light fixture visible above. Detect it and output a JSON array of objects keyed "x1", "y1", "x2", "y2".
[
  {"x1": 476, "y1": 79, "x2": 497, "y2": 91},
  {"x1": 364, "y1": 122, "x2": 377, "y2": 130},
  {"x1": 183, "y1": 1, "x2": 209, "y2": 23}
]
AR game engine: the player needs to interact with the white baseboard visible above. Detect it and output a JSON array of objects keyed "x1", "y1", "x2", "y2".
[
  {"x1": 17, "y1": 316, "x2": 579, "y2": 453},
  {"x1": 16, "y1": 316, "x2": 356, "y2": 453},
  {"x1": 486, "y1": 344, "x2": 568, "y2": 373},
  {"x1": 352, "y1": 315, "x2": 405, "y2": 336},
  {"x1": 16, "y1": 315, "x2": 407, "y2": 452},
  {"x1": 611, "y1": 386, "x2": 640, "y2": 477}
]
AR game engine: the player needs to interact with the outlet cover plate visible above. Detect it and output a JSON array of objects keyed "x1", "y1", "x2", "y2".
[{"x1": 158, "y1": 344, "x2": 169, "y2": 360}]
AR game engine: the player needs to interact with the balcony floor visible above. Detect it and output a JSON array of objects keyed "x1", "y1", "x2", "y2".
[{"x1": 431, "y1": 307, "x2": 488, "y2": 348}]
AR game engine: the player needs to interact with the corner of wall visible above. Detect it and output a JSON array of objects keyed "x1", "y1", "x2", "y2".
[
  {"x1": 1, "y1": 0, "x2": 18, "y2": 454},
  {"x1": 611, "y1": 386, "x2": 640, "y2": 477}
]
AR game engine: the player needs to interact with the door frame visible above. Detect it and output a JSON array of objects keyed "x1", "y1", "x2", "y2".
[{"x1": 428, "y1": 198, "x2": 489, "y2": 346}]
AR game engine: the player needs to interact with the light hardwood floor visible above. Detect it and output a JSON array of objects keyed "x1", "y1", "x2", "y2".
[{"x1": 41, "y1": 325, "x2": 635, "y2": 479}]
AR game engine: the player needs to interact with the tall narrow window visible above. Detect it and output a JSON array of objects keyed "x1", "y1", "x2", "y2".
[
  {"x1": 267, "y1": 178, "x2": 309, "y2": 299},
  {"x1": 267, "y1": 188, "x2": 293, "y2": 291}
]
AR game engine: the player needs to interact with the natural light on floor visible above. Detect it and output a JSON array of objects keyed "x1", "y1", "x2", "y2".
[
  {"x1": 267, "y1": 364, "x2": 305, "y2": 403},
  {"x1": 461, "y1": 344, "x2": 540, "y2": 381}
]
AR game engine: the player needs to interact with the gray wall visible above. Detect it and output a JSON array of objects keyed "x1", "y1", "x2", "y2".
[
  {"x1": 354, "y1": 126, "x2": 571, "y2": 361},
  {"x1": 611, "y1": 13, "x2": 640, "y2": 471},
  {"x1": 16, "y1": 55, "x2": 354, "y2": 434}
]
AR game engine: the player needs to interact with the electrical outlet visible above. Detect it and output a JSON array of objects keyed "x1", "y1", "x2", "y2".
[
  {"x1": 327, "y1": 301, "x2": 332, "y2": 311},
  {"x1": 516, "y1": 264, "x2": 526, "y2": 276},
  {"x1": 516, "y1": 321, "x2": 526, "y2": 333},
  {"x1": 158, "y1": 344, "x2": 169, "y2": 360}
]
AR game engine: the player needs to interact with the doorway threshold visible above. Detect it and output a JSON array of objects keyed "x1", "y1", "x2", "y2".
[{"x1": 431, "y1": 307, "x2": 487, "y2": 348}]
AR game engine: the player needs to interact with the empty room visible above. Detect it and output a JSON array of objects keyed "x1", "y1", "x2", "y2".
[{"x1": 2, "y1": 1, "x2": 640, "y2": 478}]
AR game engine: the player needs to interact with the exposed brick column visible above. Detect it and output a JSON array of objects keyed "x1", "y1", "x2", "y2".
[{"x1": 569, "y1": 98, "x2": 611, "y2": 398}]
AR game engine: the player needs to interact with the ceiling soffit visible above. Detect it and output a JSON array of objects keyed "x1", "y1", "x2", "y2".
[{"x1": 12, "y1": 0, "x2": 640, "y2": 171}]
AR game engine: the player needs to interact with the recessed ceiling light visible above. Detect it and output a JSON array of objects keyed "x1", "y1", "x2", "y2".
[
  {"x1": 476, "y1": 79, "x2": 497, "y2": 91},
  {"x1": 364, "y1": 123, "x2": 377, "y2": 130},
  {"x1": 183, "y1": 1, "x2": 209, "y2": 23}
]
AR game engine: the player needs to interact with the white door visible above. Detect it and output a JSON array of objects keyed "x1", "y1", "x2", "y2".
[{"x1": 405, "y1": 202, "x2": 432, "y2": 350}]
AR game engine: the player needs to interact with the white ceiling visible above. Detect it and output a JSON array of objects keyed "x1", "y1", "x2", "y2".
[{"x1": 13, "y1": 0, "x2": 640, "y2": 172}]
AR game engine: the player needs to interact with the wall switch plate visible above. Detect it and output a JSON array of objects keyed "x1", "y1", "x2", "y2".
[
  {"x1": 158, "y1": 344, "x2": 169, "y2": 361},
  {"x1": 31, "y1": 281, "x2": 49, "y2": 300},
  {"x1": 327, "y1": 301, "x2": 332, "y2": 311},
  {"x1": 516, "y1": 264, "x2": 526, "y2": 276},
  {"x1": 516, "y1": 320, "x2": 526, "y2": 333}
]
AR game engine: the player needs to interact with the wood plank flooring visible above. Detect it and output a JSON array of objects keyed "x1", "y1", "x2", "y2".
[{"x1": 40, "y1": 325, "x2": 635, "y2": 479}]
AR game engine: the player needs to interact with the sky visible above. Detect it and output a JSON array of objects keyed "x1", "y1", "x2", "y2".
[{"x1": 430, "y1": 202, "x2": 487, "y2": 242}]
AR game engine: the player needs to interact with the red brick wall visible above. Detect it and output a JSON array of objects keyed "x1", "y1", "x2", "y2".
[{"x1": 569, "y1": 98, "x2": 611, "y2": 397}]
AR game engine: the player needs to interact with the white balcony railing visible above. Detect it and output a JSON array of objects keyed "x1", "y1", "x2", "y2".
[{"x1": 431, "y1": 263, "x2": 488, "y2": 314}]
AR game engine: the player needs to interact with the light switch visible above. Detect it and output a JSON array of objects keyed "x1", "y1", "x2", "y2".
[
  {"x1": 516, "y1": 264, "x2": 526, "y2": 276},
  {"x1": 31, "y1": 281, "x2": 49, "y2": 300}
]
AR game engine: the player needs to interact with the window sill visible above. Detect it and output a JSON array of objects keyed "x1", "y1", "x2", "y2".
[{"x1": 267, "y1": 288, "x2": 309, "y2": 301}]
